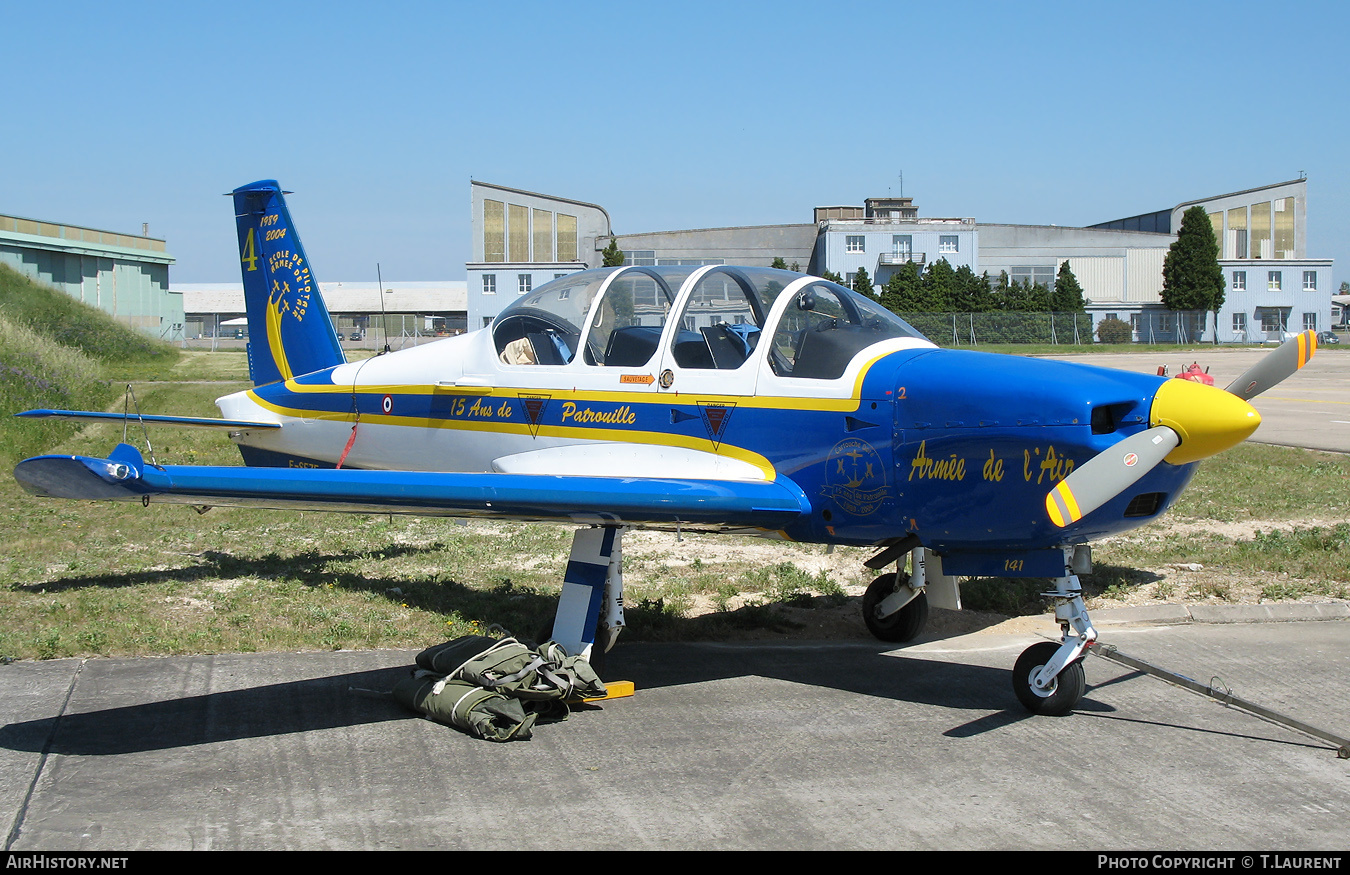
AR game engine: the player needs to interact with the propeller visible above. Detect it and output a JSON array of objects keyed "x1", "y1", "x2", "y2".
[
  {"x1": 1046, "y1": 426, "x2": 1179, "y2": 528},
  {"x1": 1046, "y1": 330, "x2": 1317, "y2": 528},
  {"x1": 1224, "y1": 329, "x2": 1318, "y2": 400}
]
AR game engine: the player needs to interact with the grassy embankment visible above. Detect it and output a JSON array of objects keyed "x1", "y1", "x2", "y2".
[{"x1": 0, "y1": 264, "x2": 1345, "y2": 660}]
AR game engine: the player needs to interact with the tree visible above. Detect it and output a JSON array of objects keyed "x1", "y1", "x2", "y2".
[
  {"x1": 852, "y1": 265, "x2": 875, "y2": 299},
  {"x1": 1052, "y1": 261, "x2": 1087, "y2": 312},
  {"x1": 819, "y1": 269, "x2": 845, "y2": 284},
  {"x1": 771, "y1": 257, "x2": 788, "y2": 270},
  {"x1": 953, "y1": 265, "x2": 995, "y2": 312},
  {"x1": 601, "y1": 237, "x2": 625, "y2": 267},
  {"x1": 1096, "y1": 316, "x2": 1132, "y2": 344},
  {"x1": 1162, "y1": 205, "x2": 1225, "y2": 337},
  {"x1": 920, "y1": 258, "x2": 957, "y2": 311},
  {"x1": 880, "y1": 261, "x2": 923, "y2": 313}
]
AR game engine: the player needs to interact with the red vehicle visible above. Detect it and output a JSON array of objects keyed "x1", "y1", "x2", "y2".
[{"x1": 1174, "y1": 362, "x2": 1214, "y2": 386}]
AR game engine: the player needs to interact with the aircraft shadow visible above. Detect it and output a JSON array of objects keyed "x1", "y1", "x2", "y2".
[
  {"x1": 0, "y1": 644, "x2": 1070, "y2": 757},
  {"x1": 13, "y1": 545, "x2": 444, "y2": 594},
  {"x1": 0, "y1": 664, "x2": 414, "y2": 757}
]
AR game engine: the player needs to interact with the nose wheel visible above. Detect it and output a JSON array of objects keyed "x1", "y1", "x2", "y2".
[{"x1": 1012, "y1": 641, "x2": 1085, "y2": 716}]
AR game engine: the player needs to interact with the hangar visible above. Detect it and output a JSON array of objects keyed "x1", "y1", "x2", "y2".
[
  {"x1": 0, "y1": 210, "x2": 180, "y2": 339},
  {"x1": 175, "y1": 281, "x2": 468, "y2": 349}
]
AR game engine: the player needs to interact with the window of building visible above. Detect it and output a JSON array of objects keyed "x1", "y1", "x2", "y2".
[
  {"x1": 1275, "y1": 197, "x2": 1296, "y2": 258},
  {"x1": 1232, "y1": 271, "x2": 1246, "y2": 291},
  {"x1": 1303, "y1": 312, "x2": 1318, "y2": 331},
  {"x1": 846, "y1": 235, "x2": 865, "y2": 253},
  {"x1": 482, "y1": 274, "x2": 496, "y2": 295},
  {"x1": 509, "y1": 204, "x2": 530, "y2": 263},
  {"x1": 623, "y1": 250, "x2": 656, "y2": 266},
  {"x1": 939, "y1": 235, "x2": 959, "y2": 253},
  {"x1": 556, "y1": 214, "x2": 578, "y2": 262},
  {"x1": 1251, "y1": 201, "x2": 1272, "y2": 259},
  {"x1": 1158, "y1": 312, "x2": 1173, "y2": 332},
  {"x1": 518, "y1": 274, "x2": 532, "y2": 294},
  {"x1": 533, "y1": 209, "x2": 553, "y2": 262},
  {"x1": 1010, "y1": 266, "x2": 1056, "y2": 289},
  {"x1": 1226, "y1": 206, "x2": 1247, "y2": 259},
  {"x1": 1303, "y1": 271, "x2": 1317, "y2": 291},
  {"x1": 483, "y1": 200, "x2": 505, "y2": 263},
  {"x1": 554, "y1": 273, "x2": 567, "y2": 280},
  {"x1": 892, "y1": 235, "x2": 912, "y2": 256},
  {"x1": 1232, "y1": 312, "x2": 1247, "y2": 333},
  {"x1": 1260, "y1": 309, "x2": 1286, "y2": 332},
  {"x1": 1268, "y1": 271, "x2": 1282, "y2": 291}
]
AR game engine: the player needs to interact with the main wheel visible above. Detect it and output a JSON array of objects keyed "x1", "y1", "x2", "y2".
[
  {"x1": 1012, "y1": 641, "x2": 1085, "y2": 716},
  {"x1": 862, "y1": 573, "x2": 929, "y2": 643}
]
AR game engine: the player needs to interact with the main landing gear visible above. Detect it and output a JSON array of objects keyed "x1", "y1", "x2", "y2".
[
  {"x1": 861, "y1": 545, "x2": 955, "y2": 644},
  {"x1": 862, "y1": 572, "x2": 928, "y2": 642}
]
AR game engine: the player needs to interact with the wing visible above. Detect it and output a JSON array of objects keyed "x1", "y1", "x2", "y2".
[
  {"x1": 13, "y1": 443, "x2": 810, "y2": 532},
  {"x1": 15, "y1": 409, "x2": 281, "y2": 430}
]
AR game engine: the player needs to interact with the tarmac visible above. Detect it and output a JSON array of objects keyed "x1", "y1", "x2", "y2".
[{"x1": 3, "y1": 603, "x2": 1348, "y2": 851}]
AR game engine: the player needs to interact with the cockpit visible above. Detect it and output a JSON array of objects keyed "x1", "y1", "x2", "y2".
[{"x1": 492, "y1": 265, "x2": 927, "y2": 380}]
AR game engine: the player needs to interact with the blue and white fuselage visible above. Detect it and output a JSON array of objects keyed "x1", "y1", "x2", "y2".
[{"x1": 213, "y1": 262, "x2": 1199, "y2": 570}]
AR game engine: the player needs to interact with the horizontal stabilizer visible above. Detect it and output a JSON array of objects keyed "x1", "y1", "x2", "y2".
[
  {"x1": 13, "y1": 444, "x2": 810, "y2": 531},
  {"x1": 16, "y1": 409, "x2": 280, "y2": 429}
]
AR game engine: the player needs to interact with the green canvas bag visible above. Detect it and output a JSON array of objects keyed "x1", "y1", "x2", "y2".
[
  {"x1": 393, "y1": 672, "x2": 537, "y2": 743},
  {"x1": 416, "y1": 636, "x2": 607, "y2": 702}
]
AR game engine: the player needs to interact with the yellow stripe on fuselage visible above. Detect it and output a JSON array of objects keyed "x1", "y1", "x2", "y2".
[{"x1": 244, "y1": 389, "x2": 783, "y2": 479}]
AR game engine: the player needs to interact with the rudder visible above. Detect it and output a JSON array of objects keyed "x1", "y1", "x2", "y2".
[{"x1": 232, "y1": 180, "x2": 345, "y2": 385}]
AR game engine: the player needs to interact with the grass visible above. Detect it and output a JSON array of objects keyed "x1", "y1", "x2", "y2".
[
  {"x1": 0, "y1": 264, "x2": 179, "y2": 368},
  {"x1": 0, "y1": 265, "x2": 182, "y2": 466}
]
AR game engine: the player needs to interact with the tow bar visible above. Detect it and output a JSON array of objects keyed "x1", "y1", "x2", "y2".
[{"x1": 1089, "y1": 642, "x2": 1350, "y2": 759}]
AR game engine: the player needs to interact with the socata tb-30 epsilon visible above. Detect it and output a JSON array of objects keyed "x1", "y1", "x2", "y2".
[{"x1": 14, "y1": 180, "x2": 1318, "y2": 715}]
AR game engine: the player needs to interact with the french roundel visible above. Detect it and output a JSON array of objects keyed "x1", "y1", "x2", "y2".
[{"x1": 382, "y1": 394, "x2": 393, "y2": 414}]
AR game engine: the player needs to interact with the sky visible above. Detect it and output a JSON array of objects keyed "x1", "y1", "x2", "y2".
[{"x1": 2, "y1": 0, "x2": 1347, "y2": 289}]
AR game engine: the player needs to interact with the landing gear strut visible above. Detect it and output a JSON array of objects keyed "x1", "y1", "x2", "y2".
[
  {"x1": 545, "y1": 525, "x2": 627, "y2": 662},
  {"x1": 1011, "y1": 548, "x2": 1096, "y2": 715}
]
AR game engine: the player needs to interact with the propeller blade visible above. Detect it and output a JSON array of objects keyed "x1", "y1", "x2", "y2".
[
  {"x1": 1046, "y1": 426, "x2": 1180, "y2": 527},
  {"x1": 1224, "y1": 329, "x2": 1318, "y2": 401}
]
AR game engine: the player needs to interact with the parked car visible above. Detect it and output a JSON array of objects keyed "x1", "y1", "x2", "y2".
[
  {"x1": 1316, "y1": 330, "x2": 1340, "y2": 345},
  {"x1": 349, "y1": 331, "x2": 363, "y2": 341}
]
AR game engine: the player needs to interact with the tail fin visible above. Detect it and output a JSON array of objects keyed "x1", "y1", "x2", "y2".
[{"x1": 232, "y1": 180, "x2": 345, "y2": 385}]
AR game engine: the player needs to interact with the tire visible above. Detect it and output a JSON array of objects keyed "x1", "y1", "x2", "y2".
[
  {"x1": 862, "y1": 573, "x2": 929, "y2": 643},
  {"x1": 1012, "y1": 641, "x2": 1085, "y2": 716}
]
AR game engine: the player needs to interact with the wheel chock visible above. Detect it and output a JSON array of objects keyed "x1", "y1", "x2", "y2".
[{"x1": 573, "y1": 680, "x2": 634, "y2": 702}]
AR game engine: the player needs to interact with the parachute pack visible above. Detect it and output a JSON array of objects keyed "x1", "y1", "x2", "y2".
[{"x1": 393, "y1": 635, "x2": 608, "y2": 742}]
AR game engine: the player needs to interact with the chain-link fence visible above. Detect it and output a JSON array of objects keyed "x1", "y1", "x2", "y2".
[{"x1": 897, "y1": 312, "x2": 1096, "y2": 346}]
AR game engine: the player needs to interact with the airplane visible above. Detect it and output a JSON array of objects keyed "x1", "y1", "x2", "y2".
[{"x1": 13, "y1": 180, "x2": 1320, "y2": 716}]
